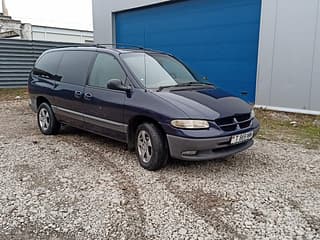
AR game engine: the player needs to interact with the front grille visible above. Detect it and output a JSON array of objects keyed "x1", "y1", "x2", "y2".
[{"x1": 215, "y1": 113, "x2": 252, "y2": 132}]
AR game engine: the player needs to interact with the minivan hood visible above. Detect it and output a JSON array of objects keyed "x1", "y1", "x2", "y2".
[{"x1": 154, "y1": 87, "x2": 251, "y2": 120}]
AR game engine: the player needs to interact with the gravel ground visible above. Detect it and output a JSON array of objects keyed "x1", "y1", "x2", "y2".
[{"x1": 0, "y1": 100, "x2": 319, "y2": 240}]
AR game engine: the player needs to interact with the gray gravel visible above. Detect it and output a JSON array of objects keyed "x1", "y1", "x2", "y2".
[{"x1": 0, "y1": 100, "x2": 319, "y2": 240}]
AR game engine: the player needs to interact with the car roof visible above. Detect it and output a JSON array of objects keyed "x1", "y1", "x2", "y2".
[{"x1": 44, "y1": 46, "x2": 167, "y2": 55}]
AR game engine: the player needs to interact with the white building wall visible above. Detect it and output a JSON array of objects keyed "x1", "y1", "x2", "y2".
[
  {"x1": 256, "y1": 0, "x2": 320, "y2": 113},
  {"x1": 310, "y1": 1, "x2": 320, "y2": 111},
  {"x1": 31, "y1": 25, "x2": 93, "y2": 43}
]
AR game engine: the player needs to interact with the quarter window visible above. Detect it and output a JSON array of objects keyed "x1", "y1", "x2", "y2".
[
  {"x1": 34, "y1": 51, "x2": 63, "y2": 80},
  {"x1": 88, "y1": 53, "x2": 126, "y2": 88}
]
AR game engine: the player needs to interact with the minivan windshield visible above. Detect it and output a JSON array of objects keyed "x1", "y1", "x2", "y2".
[{"x1": 121, "y1": 52, "x2": 200, "y2": 89}]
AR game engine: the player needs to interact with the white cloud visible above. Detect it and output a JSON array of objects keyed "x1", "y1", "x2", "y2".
[{"x1": 2, "y1": 0, "x2": 93, "y2": 30}]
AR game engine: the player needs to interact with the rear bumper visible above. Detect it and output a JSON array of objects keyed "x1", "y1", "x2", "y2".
[{"x1": 167, "y1": 128, "x2": 259, "y2": 161}]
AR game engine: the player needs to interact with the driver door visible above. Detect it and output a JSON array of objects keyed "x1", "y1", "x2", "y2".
[{"x1": 82, "y1": 53, "x2": 128, "y2": 142}]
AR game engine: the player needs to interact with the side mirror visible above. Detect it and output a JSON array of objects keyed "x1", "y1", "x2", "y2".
[{"x1": 107, "y1": 79, "x2": 131, "y2": 92}]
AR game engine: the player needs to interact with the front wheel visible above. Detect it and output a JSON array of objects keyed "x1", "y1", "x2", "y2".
[
  {"x1": 135, "y1": 123, "x2": 169, "y2": 171},
  {"x1": 37, "y1": 102, "x2": 61, "y2": 135}
]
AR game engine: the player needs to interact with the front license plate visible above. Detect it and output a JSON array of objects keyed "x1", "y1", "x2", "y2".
[{"x1": 230, "y1": 131, "x2": 254, "y2": 145}]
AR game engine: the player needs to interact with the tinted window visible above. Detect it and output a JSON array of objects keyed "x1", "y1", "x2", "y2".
[
  {"x1": 34, "y1": 51, "x2": 63, "y2": 80},
  {"x1": 58, "y1": 51, "x2": 96, "y2": 86},
  {"x1": 88, "y1": 53, "x2": 126, "y2": 88}
]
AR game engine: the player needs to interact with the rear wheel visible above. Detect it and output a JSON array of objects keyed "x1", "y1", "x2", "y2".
[
  {"x1": 135, "y1": 123, "x2": 169, "y2": 171},
  {"x1": 37, "y1": 102, "x2": 60, "y2": 135}
]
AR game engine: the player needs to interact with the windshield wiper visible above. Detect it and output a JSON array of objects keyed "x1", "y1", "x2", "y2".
[
  {"x1": 157, "y1": 81, "x2": 214, "y2": 91},
  {"x1": 181, "y1": 81, "x2": 214, "y2": 86}
]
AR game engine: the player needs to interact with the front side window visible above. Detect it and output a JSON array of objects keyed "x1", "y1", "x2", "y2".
[
  {"x1": 88, "y1": 53, "x2": 126, "y2": 88},
  {"x1": 121, "y1": 53, "x2": 198, "y2": 89},
  {"x1": 34, "y1": 51, "x2": 63, "y2": 80},
  {"x1": 58, "y1": 51, "x2": 96, "y2": 86}
]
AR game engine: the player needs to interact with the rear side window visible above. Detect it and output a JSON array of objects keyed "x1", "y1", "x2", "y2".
[
  {"x1": 58, "y1": 51, "x2": 96, "y2": 86},
  {"x1": 88, "y1": 53, "x2": 126, "y2": 88},
  {"x1": 34, "y1": 51, "x2": 63, "y2": 80}
]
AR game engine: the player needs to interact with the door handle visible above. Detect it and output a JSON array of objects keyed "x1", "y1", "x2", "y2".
[
  {"x1": 74, "y1": 90, "x2": 82, "y2": 99},
  {"x1": 84, "y1": 92, "x2": 93, "y2": 101}
]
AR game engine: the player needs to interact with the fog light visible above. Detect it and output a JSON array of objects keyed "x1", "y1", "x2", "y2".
[{"x1": 182, "y1": 151, "x2": 198, "y2": 156}]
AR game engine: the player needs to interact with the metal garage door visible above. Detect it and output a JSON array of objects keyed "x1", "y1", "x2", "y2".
[{"x1": 115, "y1": 0, "x2": 261, "y2": 103}]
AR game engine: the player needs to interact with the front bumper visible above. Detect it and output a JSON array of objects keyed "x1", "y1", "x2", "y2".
[{"x1": 167, "y1": 127, "x2": 259, "y2": 161}]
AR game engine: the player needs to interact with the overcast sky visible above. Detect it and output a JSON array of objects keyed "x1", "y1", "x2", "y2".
[{"x1": 2, "y1": 0, "x2": 93, "y2": 30}]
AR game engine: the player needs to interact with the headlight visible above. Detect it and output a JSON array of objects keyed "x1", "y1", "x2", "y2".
[
  {"x1": 171, "y1": 120, "x2": 210, "y2": 129},
  {"x1": 251, "y1": 109, "x2": 255, "y2": 119}
]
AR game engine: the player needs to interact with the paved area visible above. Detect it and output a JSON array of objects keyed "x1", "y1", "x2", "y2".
[{"x1": 0, "y1": 100, "x2": 319, "y2": 240}]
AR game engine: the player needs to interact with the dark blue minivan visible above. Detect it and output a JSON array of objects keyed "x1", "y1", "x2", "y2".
[{"x1": 28, "y1": 46, "x2": 259, "y2": 171}]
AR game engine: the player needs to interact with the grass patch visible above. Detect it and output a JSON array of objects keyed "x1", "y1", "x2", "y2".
[
  {"x1": 256, "y1": 109, "x2": 320, "y2": 149},
  {"x1": 0, "y1": 88, "x2": 29, "y2": 101}
]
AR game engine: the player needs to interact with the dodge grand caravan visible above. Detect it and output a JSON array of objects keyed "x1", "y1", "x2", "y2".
[{"x1": 28, "y1": 46, "x2": 260, "y2": 171}]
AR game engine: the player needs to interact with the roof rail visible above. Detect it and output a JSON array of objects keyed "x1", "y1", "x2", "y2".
[
  {"x1": 51, "y1": 43, "x2": 95, "y2": 49},
  {"x1": 53, "y1": 43, "x2": 164, "y2": 53},
  {"x1": 96, "y1": 43, "x2": 145, "y2": 50}
]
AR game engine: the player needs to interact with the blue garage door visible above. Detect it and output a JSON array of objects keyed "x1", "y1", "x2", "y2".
[{"x1": 116, "y1": 0, "x2": 261, "y2": 103}]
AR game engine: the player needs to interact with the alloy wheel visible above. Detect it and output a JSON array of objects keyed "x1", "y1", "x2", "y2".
[
  {"x1": 137, "y1": 130, "x2": 153, "y2": 163},
  {"x1": 39, "y1": 108, "x2": 50, "y2": 131}
]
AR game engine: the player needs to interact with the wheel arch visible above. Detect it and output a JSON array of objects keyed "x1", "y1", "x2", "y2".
[
  {"x1": 127, "y1": 115, "x2": 167, "y2": 151},
  {"x1": 36, "y1": 96, "x2": 51, "y2": 109}
]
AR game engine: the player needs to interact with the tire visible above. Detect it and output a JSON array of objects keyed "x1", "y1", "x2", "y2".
[
  {"x1": 135, "y1": 123, "x2": 169, "y2": 171},
  {"x1": 37, "y1": 102, "x2": 61, "y2": 135}
]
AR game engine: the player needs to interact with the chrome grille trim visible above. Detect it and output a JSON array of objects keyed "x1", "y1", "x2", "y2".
[{"x1": 214, "y1": 114, "x2": 253, "y2": 132}]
